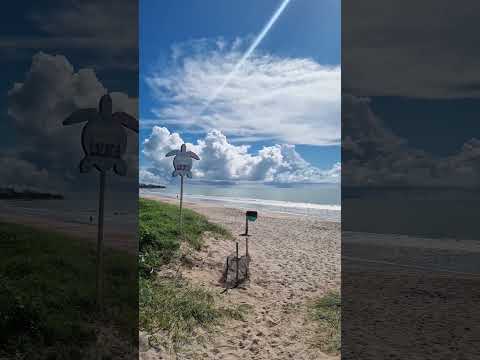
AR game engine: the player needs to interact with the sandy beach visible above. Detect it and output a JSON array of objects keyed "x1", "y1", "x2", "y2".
[
  {"x1": 140, "y1": 195, "x2": 341, "y2": 360},
  {"x1": 0, "y1": 205, "x2": 137, "y2": 252},
  {"x1": 342, "y1": 231, "x2": 480, "y2": 358}
]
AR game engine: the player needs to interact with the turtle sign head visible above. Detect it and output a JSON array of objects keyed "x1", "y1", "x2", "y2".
[
  {"x1": 99, "y1": 94, "x2": 113, "y2": 120},
  {"x1": 181, "y1": 144, "x2": 187, "y2": 152}
]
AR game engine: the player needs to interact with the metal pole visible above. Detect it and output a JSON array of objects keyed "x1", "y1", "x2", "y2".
[
  {"x1": 179, "y1": 175, "x2": 184, "y2": 235},
  {"x1": 236, "y1": 242, "x2": 239, "y2": 284},
  {"x1": 245, "y1": 216, "x2": 249, "y2": 236},
  {"x1": 96, "y1": 170, "x2": 106, "y2": 313},
  {"x1": 245, "y1": 236, "x2": 249, "y2": 279},
  {"x1": 226, "y1": 257, "x2": 229, "y2": 284}
]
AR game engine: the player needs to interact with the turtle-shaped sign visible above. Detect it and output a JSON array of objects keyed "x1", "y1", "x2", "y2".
[
  {"x1": 63, "y1": 94, "x2": 138, "y2": 175},
  {"x1": 166, "y1": 144, "x2": 200, "y2": 178}
]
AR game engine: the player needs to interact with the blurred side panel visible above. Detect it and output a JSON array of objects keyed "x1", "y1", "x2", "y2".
[
  {"x1": 0, "y1": 1, "x2": 138, "y2": 358},
  {"x1": 342, "y1": 0, "x2": 480, "y2": 358}
]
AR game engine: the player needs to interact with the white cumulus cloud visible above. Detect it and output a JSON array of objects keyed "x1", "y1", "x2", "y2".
[
  {"x1": 343, "y1": 94, "x2": 480, "y2": 188},
  {"x1": 144, "y1": 38, "x2": 340, "y2": 145},
  {"x1": 141, "y1": 126, "x2": 339, "y2": 185},
  {"x1": 5, "y1": 52, "x2": 138, "y2": 190}
]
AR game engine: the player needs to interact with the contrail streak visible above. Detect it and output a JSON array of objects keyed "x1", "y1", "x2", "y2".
[{"x1": 199, "y1": 0, "x2": 292, "y2": 115}]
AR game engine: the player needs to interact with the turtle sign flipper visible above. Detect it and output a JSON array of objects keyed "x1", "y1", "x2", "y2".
[
  {"x1": 186, "y1": 171, "x2": 193, "y2": 178},
  {"x1": 113, "y1": 112, "x2": 139, "y2": 133},
  {"x1": 79, "y1": 156, "x2": 93, "y2": 173},
  {"x1": 114, "y1": 159, "x2": 127, "y2": 176},
  {"x1": 166, "y1": 150, "x2": 179, "y2": 157},
  {"x1": 187, "y1": 151, "x2": 200, "y2": 160},
  {"x1": 172, "y1": 170, "x2": 179, "y2": 177},
  {"x1": 63, "y1": 108, "x2": 97, "y2": 125}
]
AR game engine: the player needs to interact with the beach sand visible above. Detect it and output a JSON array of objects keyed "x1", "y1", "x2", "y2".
[
  {"x1": 342, "y1": 231, "x2": 480, "y2": 358},
  {"x1": 0, "y1": 208, "x2": 137, "y2": 252},
  {"x1": 141, "y1": 195, "x2": 341, "y2": 360}
]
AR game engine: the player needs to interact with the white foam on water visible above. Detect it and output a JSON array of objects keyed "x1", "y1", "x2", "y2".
[
  {"x1": 141, "y1": 189, "x2": 341, "y2": 221},
  {"x1": 188, "y1": 194, "x2": 340, "y2": 210}
]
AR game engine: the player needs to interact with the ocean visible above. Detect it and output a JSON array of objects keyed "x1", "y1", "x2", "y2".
[
  {"x1": 0, "y1": 190, "x2": 138, "y2": 234},
  {"x1": 141, "y1": 181, "x2": 341, "y2": 222},
  {"x1": 0, "y1": 182, "x2": 341, "y2": 226},
  {"x1": 343, "y1": 186, "x2": 480, "y2": 239}
]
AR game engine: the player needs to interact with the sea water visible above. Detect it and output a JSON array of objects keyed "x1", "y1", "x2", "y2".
[
  {"x1": 0, "y1": 190, "x2": 138, "y2": 233},
  {"x1": 141, "y1": 181, "x2": 341, "y2": 222},
  {"x1": 1, "y1": 182, "x2": 341, "y2": 226}
]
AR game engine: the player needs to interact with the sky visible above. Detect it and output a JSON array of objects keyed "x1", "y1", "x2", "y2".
[
  {"x1": 0, "y1": 0, "x2": 138, "y2": 198},
  {"x1": 140, "y1": 0, "x2": 341, "y2": 185},
  {"x1": 342, "y1": 0, "x2": 480, "y2": 189}
]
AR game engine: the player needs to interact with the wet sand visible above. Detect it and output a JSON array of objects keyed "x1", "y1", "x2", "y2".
[
  {"x1": 342, "y1": 231, "x2": 480, "y2": 359},
  {"x1": 0, "y1": 209, "x2": 136, "y2": 252}
]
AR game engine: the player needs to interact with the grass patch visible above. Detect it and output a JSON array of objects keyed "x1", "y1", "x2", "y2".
[
  {"x1": 140, "y1": 277, "x2": 249, "y2": 350},
  {"x1": 0, "y1": 222, "x2": 137, "y2": 358},
  {"x1": 310, "y1": 290, "x2": 341, "y2": 355},
  {"x1": 139, "y1": 198, "x2": 242, "y2": 350},
  {"x1": 139, "y1": 198, "x2": 231, "y2": 273}
]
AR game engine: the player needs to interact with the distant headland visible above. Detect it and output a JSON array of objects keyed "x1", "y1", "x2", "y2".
[
  {"x1": 0, "y1": 187, "x2": 64, "y2": 200},
  {"x1": 139, "y1": 183, "x2": 166, "y2": 189}
]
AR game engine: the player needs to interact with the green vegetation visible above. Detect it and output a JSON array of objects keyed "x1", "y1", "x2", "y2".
[
  {"x1": 139, "y1": 198, "x2": 230, "y2": 274},
  {"x1": 0, "y1": 222, "x2": 137, "y2": 358},
  {"x1": 310, "y1": 290, "x2": 341, "y2": 355},
  {"x1": 140, "y1": 277, "x2": 248, "y2": 348},
  {"x1": 139, "y1": 198, "x2": 242, "y2": 350}
]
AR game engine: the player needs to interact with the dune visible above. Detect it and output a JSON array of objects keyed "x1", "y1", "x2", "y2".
[{"x1": 141, "y1": 195, "x2": 340, "y2": 360}]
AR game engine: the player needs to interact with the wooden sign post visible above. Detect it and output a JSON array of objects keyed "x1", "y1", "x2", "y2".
[
  {"x1": 97, "y1": 170, "x2": 106, "y2": 312},
  {"x1": 166, "y1": 144, "x2": 200, "y2": 235},
  {"x1": 180, "y1": 175, "x2": 184, "y2": 231},
  {"x1": 243, "y1": 210, "x2": 257, "y2": 258},
  {"x1": 63, "y1": 93, "x2": 138, "y2": 313},
  {"x1": 236, "y1": 242, "x2": 239, "y2": 284},
  {"x1": 242, "y1": 211, "x2": 257, "y2": 280}
]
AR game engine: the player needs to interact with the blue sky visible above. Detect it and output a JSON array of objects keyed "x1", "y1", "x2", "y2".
[
  {"x1": 140, "y1": 0, "x2": 341, "y2": 184},
  {"x1": 370, "y1": 97, "x2": 480, "y2": 156}
]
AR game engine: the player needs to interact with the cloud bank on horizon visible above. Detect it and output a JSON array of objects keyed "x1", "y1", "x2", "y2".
[
  {"x1": 141, "y1": 126, "x2": 340, "y2": 185},
  {"x1": 343, "y1": 94, "x2": 480, "y2": 188}
]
